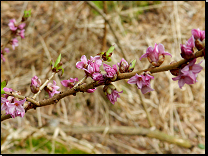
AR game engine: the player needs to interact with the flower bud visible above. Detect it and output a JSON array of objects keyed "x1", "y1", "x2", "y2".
[
  {"x1": 117, "y1": 58, "x2": 128, "y2": 73},
  {"x1": 195, "y1": 39, "x2": 204, "y2": 51},
  {"x1": 128, "y1": 59, "x2": 136, "y2": 72},
  {"x1": 103, "y1": 84, "x2": 123, "y2": 105},
  {"x1": 30, "y1": 76, "x2": 41, "y2": 94}
]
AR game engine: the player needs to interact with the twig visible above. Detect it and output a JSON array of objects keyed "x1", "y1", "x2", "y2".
[{"x1": 46, "y1": 125, "x2": 193, "y2": 148}]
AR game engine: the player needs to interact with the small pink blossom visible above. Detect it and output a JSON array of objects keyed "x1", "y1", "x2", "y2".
[
  {"x1": 76, "y1": 55, "x2": 102, "y2": 77},
  {"x1": 1, "y1": 98, "x2": 26, "y2": 118},
  {"x1": 30, "y1": 76, "x2": 41, "y2": 93},
  {"x1": 191, "y1": 28, "x2": 205, "y2": 41},
  {"x1": 103, "y1": 84, "x2": 123, "y2": 105},
  {"x1": 103, "y1": 63, "x2": 118, "y2": 79},
  {"x1": 87, "y1": 88, "x2": 97, "y2": 93},
  {"x1": 92, "y1": 73, "x2": 104, "y2": 82},
  {"x1": 1, "y1": 48, "x2": 10, "y2": 62},
  {"x1": 8, "y1": 19, "x2": 17, "y2": 31},
  {"x1": 19, "y1": 29, "x2": 25, "y2": 38},
  {"x1": 18, "y1": 23, "x2": 26, "y2": 30},
  {"x1": 117, "y1": 58, "x2": 129, "y2": 73},
  {"x1": 180, "y1": 35, "x2": 195, "y2": 60},
  {"x1": 1, "y1": 54, "x2": 5, "y2": 62},
  {"x1": 4, "y1": 48, "x2": 9, "y2": 53},
  {"x1": 12, "y1": 38, "x2": 19, "y2": 50},
  {"x1": 46, "y1": 80, "x2": 60, "y2": 98},
  {"x1": 128, "y1": 73, "x2": 154, "y2": 94},
  {"x1": 61, "y1": 78, "x2": 78, "y2": 88},
  {"x1": 76, "y1": 55, "x2": 88, "y2": 69},
  {"x1": 172, "y1": 59, "x2": 203, "y2": 89},
  {"x1": 140, "y1": 43, "x2": 171, "y2": 67}
]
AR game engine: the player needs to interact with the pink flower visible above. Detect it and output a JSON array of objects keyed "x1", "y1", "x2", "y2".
[
  {"x1": 117, "y1": 58, "x2": 129, "y2": 73},
  {"x1": 92, "y1": 73, "x2": 104, "y2": 82},
  {"x1": 4, "y1": 48, "x2": 9, "y2": 53},
  {"x1": 181, "y1": 58, "x2": 203, "y2": 82},
  {"x1": 140, "y1": 43, "x2": 172, "y2": 67},
  {"x1": 180, "y1": 35, "x2": 195, "y2": 60},
  {"x1": 128, "y1": 73, "x2": 154, "y2": 94},
  {"x1": 18, "y1": 23, "x2": 26, "y2": 30},
  {"x1": 76, "y1": 55, "x2": 88, "y2": 69},
  {"x1": 1, "y1": 98, "x2": 26, "y2": 118},
  {"x1": 76, "y1": 55, "x2": 102, "y2": 77},
  {"x1": 172, "y1": 59, "x2": 203, "y2": 89},
  {"x1": 12, "y1": 38, "x2": 19, "y2": 50},
  {"x1": 19, "y1": 29, "x2": 25, "y2": 38},
  {"x1": 45, "y1": 80, "x2": 60, "y2": 98},
  {"x1": 8, "y1": 19, "x2": 17, "y2": 31},
  {"x1": 1, "y1": 54, "x2": 5, "y2": 62},
  {"x1": 87, "y1": 88, "x2": 97, "y2": 93},
  {"x1": 172, "y1": 73, "x2": 194, "y2": 89},
  {"x1": 61, "y1": 78, "x2": 79, "y2": 88},
  {"x1": 103, "y1": 63, "x2": 118, "y2": 80},
  {"x1": 30, "y1": 76, "x2": 41, "y2": 94},
  {"x1": 103, "y1": 84, "x2": 123, "y2": 104},
  {"x1": 191, "y1": 28, "x2": 205, "y2": 41}
]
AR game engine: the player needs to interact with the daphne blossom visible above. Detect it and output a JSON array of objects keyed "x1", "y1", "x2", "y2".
[
  {"x1": 140, "y1": 43, "x2": 172, "y2": 67},
  {"x1": 128, "y1": 73, "x2": 154, "y2": 94},
  {"x1": 1, "y1": 98, "x2": 26, "y2": 118},
  {"x1": 172, "y1": 58, "x2": 203, "y2": 89},
  {"x1": 12, "y1": 38, "x2": 19, "y2": 50},
  {"x1": 8, "y1": 19, "x2": 18, "y2": 31},
  {"x1": 76, "y1": 55, "x2": 102, "y2": 78},
  {"x1": 191, "y1": 28, "x2": 205, "y2": 41},
  {"x1": 45, "y1": 80, "x2": 60, "y2": 98},
  {"x1": 103, "y1": 63, "x2": 118, "y2": 80},
  {"x1": 30, "y1": 76, "x2": 41, "y2": 93},
  {"x1": 103, "y1": 84, "x2": 123, "y2": 104}
]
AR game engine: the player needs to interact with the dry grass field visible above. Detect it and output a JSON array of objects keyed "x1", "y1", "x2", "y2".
[{"x1": 1, "y1": 1, "x2": 205, "y2": 154}]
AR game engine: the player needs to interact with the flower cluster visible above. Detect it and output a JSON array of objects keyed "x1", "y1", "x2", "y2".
[
  {"x1": 8, "y1": 19, "x2": 26, "y2": 49},
  {"x1": 128, "y1": 73, "x2": 154, "y2": 94},
  {"x1": 180, "y1": 28, "x2": 205, "y2": 60},
  {"x1": 1, "y1": 88, "x2": 26, "y2": 118},
  {"x1": 76, "y1": 55, "x2": 103, "y2": 81},
  {"x1": 140, "y1": 43, "x2": 172, "y2": 67},
  {"x1": 172, "y1": 58, "x2": 203, "y2": 89},
  {"x1": 1, "y1": 19, "x2": 26, "y2": 62}
]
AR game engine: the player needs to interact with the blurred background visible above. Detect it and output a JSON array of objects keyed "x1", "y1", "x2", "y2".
[{"x1": 1, "y1": 1, "x2": 205, "y2": 154}]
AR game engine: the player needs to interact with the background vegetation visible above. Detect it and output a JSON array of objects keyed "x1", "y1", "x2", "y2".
[{"x1": 1, "y1": 1, "x2": 205, "y2": 154}]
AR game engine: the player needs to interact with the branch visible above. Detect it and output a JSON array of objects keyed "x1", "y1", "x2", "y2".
[
  {"x1": 1, "y1": 48, "x2": 204, "y2": 122},
  {"x1": 46, "y1": 126, "x2": 193, "y2": 149}
]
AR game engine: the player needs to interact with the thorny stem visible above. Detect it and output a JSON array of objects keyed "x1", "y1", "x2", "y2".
[{"x1": 1, "y1": 48, "x2": 204, "y2": 122}]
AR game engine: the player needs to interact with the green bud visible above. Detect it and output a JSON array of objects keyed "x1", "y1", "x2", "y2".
[
  {"x1": 107, "y1": 88, "x2": 112, "y2": 95},
  {"x1": 106, "y1": 45, "x2": 115, "y2": 56},
  {"x1": 108, "y1": 84, "x2": 116, "y2": 90},
  {"x1": 128, "y1": 59, "x2": 136, "y2": 72},
  {"x1": 1, "y1": 80, "x2": 8, "y2": 95}
]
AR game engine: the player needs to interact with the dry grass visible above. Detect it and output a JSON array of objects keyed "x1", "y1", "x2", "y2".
[{"x1": 1, "y1": 1, "x2": 205, "y2": 154}]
